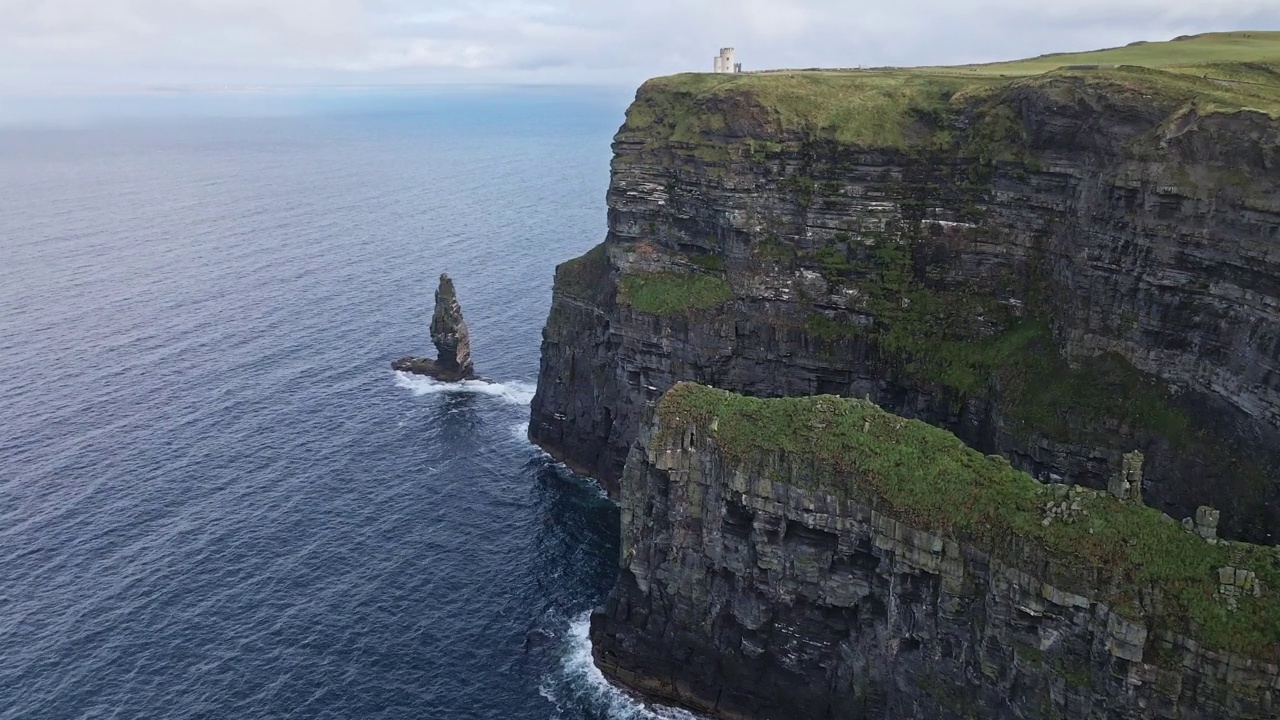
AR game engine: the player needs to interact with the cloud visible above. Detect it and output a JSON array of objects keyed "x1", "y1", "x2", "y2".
[
  {"x1": 3, "y1": 0, "x2": 368, "y2": 56},
  {"x1": 0, "y1": 0, "x2": 1276, "y2": 87}
]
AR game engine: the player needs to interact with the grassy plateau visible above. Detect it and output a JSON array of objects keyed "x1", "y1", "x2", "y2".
[{"x1": 623, "y1": 32, "x2": 1280, "y2": 149}]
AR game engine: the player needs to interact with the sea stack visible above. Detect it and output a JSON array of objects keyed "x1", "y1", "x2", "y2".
[{"x1": 392, "y1": 274, "x2": 476, "y2": 382}]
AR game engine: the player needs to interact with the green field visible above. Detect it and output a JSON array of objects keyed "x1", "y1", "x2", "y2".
[
  {"x1": 626, "y1": 32, "x2": 1280, "y2": 149},
  {"x1": 924, "y1": 31, "x2": 1280, "y2": 78}
]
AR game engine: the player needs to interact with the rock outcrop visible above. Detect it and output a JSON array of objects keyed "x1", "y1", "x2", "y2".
[
  {"x1": 590, "y1": 383, "x2": 1280, "y2": 719},
  {"x1": 393, "y1": 273, "x2": 476, "y2": 381},
  {"x1": 529, "y1": 68, "x2": 1280, "y2": 543}
]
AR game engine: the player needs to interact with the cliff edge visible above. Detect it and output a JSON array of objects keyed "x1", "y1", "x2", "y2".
[
  {"x1": 529, "y1": 42, "x2": 1280, "y2": 542},
  {"x1": 591, "y1": 383, "x2": 1280, "y2": 719}
]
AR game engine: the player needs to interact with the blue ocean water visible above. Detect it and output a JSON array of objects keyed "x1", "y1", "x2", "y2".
[{"x1": 0, "y1": 88, "x2": 687, "y2": 719}]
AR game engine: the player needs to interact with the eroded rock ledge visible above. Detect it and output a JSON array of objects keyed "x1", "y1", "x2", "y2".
[{"x1": 591, "y1": 383, "x2": 1280, "y2": 719}]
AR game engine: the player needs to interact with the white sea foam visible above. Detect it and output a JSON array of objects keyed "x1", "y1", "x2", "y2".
[
  {"x1": 511, "y1": 421, "x2": 531, "y2": 443},
  {"x1": 540, "y1": 613, "x2": 703, "y2": 720},
  {"x1": 393, "y1": 371, "x2": 537, "y2": 405}
]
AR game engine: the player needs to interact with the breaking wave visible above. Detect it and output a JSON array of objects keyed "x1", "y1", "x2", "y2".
[
  {"x1": 393, "y1": 371, "x2": 537, "y2": 405},
  {"x1": 512, "y1": 421, "x2": 531, "y2": 443},
  {"x1": 540, "y1": 614, "x2": 704, "y2": 720}
]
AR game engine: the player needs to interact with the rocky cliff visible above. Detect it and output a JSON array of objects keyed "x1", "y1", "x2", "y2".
[
  {"x1": 529, "y1": 66, "x2": 1280, "y2": 543},
  {"x1": 590, "y1": 383, "x2": 1280, "y2": 719}
]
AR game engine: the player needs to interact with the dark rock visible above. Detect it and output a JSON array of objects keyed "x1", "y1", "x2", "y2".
[
  {"x1": 393, "y1": 273, "x2": 476, "y2": 382},
  {"x1": 429, "y1": 274, "x2": 473, "y2": 377},
  {"x1": 522, "y1": 629, "x2": 555, "y2": 651}
]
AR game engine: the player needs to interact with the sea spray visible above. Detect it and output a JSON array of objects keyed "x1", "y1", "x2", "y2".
[
  {"x1": 511, "y1": 421, "x2": 532, "y2": 443},
  {"x1": 540, "y1": 613, "x2": 703, "y2": 720},
  {"x1": 393, "y1": 371, "x2": 537, "y2": 406}
]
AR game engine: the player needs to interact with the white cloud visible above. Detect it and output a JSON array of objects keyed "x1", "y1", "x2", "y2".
[
  {"x1": 0, "y1": 0, "x2": 1275, "y2": 87},
  {"x1": 341, "y1": 38, "x2": 495, "y2": 71}
]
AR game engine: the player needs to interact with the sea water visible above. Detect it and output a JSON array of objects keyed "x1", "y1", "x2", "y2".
[{"x1": 0, "y1": 87, "x2": 693, "y2": 719}]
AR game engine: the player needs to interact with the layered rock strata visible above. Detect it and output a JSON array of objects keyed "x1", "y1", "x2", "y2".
[
  {"x1": 590, "y1": 383, "x2": 1280, "y2": 719},
  {"x1": 394, "y1": 273, "x2": 476, "y2": 381},
  {"x1": 529, "y1": 69, "x2": 1280, "y2": 542}
]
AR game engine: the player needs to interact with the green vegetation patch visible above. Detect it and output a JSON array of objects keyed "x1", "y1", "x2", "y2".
[
  {"x1": 997, "y1": 328, "x2": 1191, "y2": 441},
  {"x1": 925, "y1": 31, "x2": 1280, "y2": 78},
  {"x1": 627, "y1": 71, "x2": 991, "y2": 149},
  {"x1": 877, "y1": 314, "x2": 1190, "y2": 443},
  {"x1": 687, "y1": 253, "x2": 725, "y2": 272},
  {"x1": 1023, "y1": 64, "x2": 1280, "y2": 119},
  {"x1": 1059, "y1": 664, "x2": 1093, "y2": 689},
  {"x1": 816, "y1": 238, "x2": 1017, "y2": 396},
  {"x1": 555, "y1": 242, "x2": 612, "y2": 302},
  {"x1": 618, "y1": 271, "x2": 733, "y2": 315},
  {"x1": 803, "y1": 236, "x2": 1188, "y2": 442},
  {"x1": 656, "y1": 383, "x2": 1280, "y2": 660},
  {"x1": 806, "y1": 311, "x2": 863, "y2": 342},
  {"x1": 757, "y1": 233, "x2": 796, "y2": 264}
]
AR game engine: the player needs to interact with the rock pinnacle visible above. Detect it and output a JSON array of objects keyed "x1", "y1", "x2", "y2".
[
  {"x1": 429, "y1": 274, "x2": 474, "y2": 379},
  {"x1": 391, "y1": 273, "x2": 477, "y2": 382}
]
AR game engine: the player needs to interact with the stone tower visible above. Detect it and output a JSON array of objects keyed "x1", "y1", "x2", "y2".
[{"x1": 713, "y1": 48, "x2": 738, "y2": 73}]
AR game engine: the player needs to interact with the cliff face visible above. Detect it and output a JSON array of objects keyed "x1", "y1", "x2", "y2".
[
  {"x1": 590, "y1": 384, "x2": 1280, "y2": 719},
  {"x1": 529, "y1": 68, "x2": 1280, "y2": 542}
]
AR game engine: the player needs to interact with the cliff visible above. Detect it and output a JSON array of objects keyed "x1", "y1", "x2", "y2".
[
  {"x1": 529, "y1": 53, "x2": 1280, "y2": 542},
  {"x1": 590, "y1": 383, "x2": 1280, "y2": 719}
]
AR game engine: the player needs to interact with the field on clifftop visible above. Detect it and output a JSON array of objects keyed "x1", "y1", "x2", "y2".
[
  {"x1": 629, "y1": 31, "x2": 1280, "y2": 149},
  {"x1": 921, "y1": 30, "x2": 1280, "y2": 77}
]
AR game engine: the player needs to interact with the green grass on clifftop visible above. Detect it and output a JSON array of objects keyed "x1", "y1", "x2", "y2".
[
  {"x1": 625, "y1": 32, "x2": 1280, "y2": 149},
  {"x1": 927, "y1": 31, "x2": 1280, "y2": 76},
  {"x1": 655, "y1": 383, "x2": 1280, "y2": 661},
  {"x1": 626, "y1": 71, "x2": 994, "y2": 148}
]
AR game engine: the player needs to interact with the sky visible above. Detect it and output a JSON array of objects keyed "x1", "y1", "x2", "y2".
[{"x1": 1, "y1": 0, "x2": 1277, "y2": 90}]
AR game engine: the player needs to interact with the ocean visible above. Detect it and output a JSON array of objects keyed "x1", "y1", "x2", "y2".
[{"x1": 0, "y1": 87, "x2": 690, "y2": 719}]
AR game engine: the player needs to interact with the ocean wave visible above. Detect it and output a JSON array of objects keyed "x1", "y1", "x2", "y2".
[
  {"x1": 541, "y1": 613, "x2": 703, "y2": 720},
  {"x1": 511, "y1": 421, "x2": 531, "y2": 443},
  {"x1": 393, "y1": 371, "x2": 537, "y2": 405}
]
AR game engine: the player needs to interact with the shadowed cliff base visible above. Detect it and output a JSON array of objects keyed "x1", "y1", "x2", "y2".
[
  {"x1": 590, "y1": 383, "x2": 1280, "y2": 720},
  {"x1": 393, "y1": 273, "x2": 477, "y2": 382},
  {"x1": 528, "y1": 32, "x2": 1280, "y2": 544}
]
